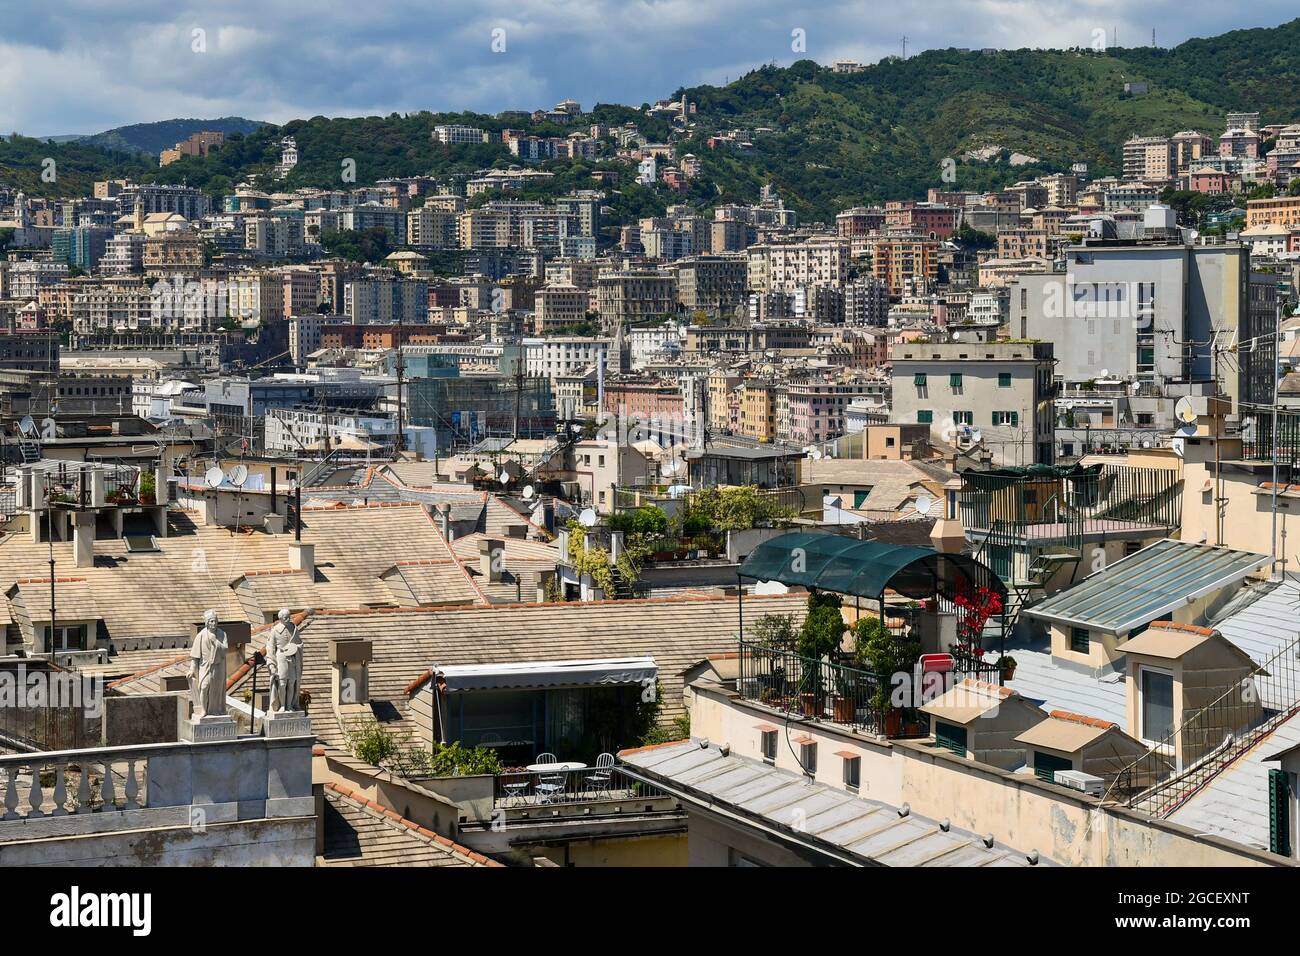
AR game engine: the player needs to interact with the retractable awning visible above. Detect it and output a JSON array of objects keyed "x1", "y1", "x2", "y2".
[{"x1": 435, "y1": 657, "x2": 658, "y2": 692}]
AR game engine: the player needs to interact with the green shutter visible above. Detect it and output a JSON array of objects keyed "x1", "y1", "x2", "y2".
[
  {"x1": 998, "y1": 373, "x2": 1012, "y2": 387},
  {"x1": 1270, "y1": 768, "x2": 1292, "y2": 857},
  {"x1": 917, "y1": 410, "x2": 933, "y2": 424},
  {"x1": 935, "y1": 721, "x2": 968, "y2": 757},
  {"x1": 914, "y1": 373, "x2": 927, "y2": 387},
  {"x1": 1034, "y1": 751, "x2": 1073, "y2": 784},
  {"x1": 949, "y1": 373, "x2": 962, "y2": 388}
]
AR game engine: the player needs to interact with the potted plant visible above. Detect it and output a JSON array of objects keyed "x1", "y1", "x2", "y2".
[
  {"x1": 997, "y1": 655, "x2": 1018, "y2": 682},
  {"x1": 796, "y1": 591, "x2": 846, "y2": 719},
  {"x1": 853, "y1": 615, "x2": 921, "y2": 737}
]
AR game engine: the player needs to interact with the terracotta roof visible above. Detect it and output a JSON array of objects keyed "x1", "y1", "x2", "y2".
[{"x1": 320, "y1": 783, "x2": 501, "y2": 867}]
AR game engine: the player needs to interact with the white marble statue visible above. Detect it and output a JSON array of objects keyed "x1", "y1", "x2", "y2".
[
  {"x1": 189, "y1": 609, "x2": 228, "y2": 719},
  {"x1": 267, "y1": 608, "x2": 303, "y2": 713}
]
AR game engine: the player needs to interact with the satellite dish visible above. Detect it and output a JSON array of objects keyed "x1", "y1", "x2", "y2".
[
  {"x1": 522, "y1": 484, "x2": 535, "y2": 500},
  {"x1": 663, "y1": 458, "x2": 683, "y2": 476},
  {"x1": 1100, "y1": 369, "x2": 1109, "y2": 379},
  {"x1": 18, "y1": 415, "x2": 34, "y2": 436},
  {"x1": 229, "y1": 464, "x2": 249, "y2": 487},
  {"x1": 1174, "y1": 396, "x2": 1198, "y2": 425},
  {"x1": 808, "y1": 448, "x2": 823, "y2": 460},
  {"x1": 970, "y1": 428, "x2": 983, "y2": 444},
  {"x1": 578, "y1": 508, "x2": 598, "y2": 528},
  {"x1": 913, "y1": 495, "x2": 933, "y2": 516},
  {"x1": 951, "y1": 330, "x2": 960, "y2": 340},
  {"x1": 204, "y1": 466, "x2": 225, "y2": 489},
  {"x1": 499, "y1": 470, "x2": 510, "y2": 485},
  {"x1": 1172, "y1": 437, "x2": 1185, "y2": 458}
]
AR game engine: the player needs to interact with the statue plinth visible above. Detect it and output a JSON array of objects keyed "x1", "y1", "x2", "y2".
[
  {"x1": 263, "y1": 709, "x2": 312, "y2": 738},
  {"x1": 180, "y1": 714, "x2": 238, "y2": 742}
]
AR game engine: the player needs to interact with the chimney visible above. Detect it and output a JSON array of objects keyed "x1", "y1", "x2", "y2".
[
  {"x1": 438, "y1": 502, "x2": 452, "y2": 540},
  {"x1": 289, "y1": 541, "x2": 315, "y2": 575},
  {"x1": 73, "y1": 511, "x2": 95, "y2": 568},
  {"x1": 89, "y1": 466, "x2": 106, "y2": 508},
  {"x1": 479, "y1": 538, "x2": 504, "y2": 582},
  {"x1": 330, "y1": 639, "x2": 373, "y2": 707}
]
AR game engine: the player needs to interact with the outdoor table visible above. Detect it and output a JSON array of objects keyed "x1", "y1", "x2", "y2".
[{"x1": 526, "y1": 761, "x2": 587, "y2": 773}]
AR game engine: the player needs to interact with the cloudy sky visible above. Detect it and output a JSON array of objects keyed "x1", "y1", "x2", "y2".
[{"x1": 0, "y1": 1, "x2": 1295, "y2": 137}]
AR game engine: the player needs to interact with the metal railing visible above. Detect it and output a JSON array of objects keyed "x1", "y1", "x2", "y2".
[
  {"x1": 736, "y1": 639, "x2": 930, "y2": 738},
  {"x1": 1108, "y1": 628, "x2": 1300, "y2": 817},
  {"x1": 493, "y1": 765, "x2": 668, "y2": 808}
]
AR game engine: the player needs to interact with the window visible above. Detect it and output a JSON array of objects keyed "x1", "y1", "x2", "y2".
[
  {"x1": 760, "y1": 729, "x2": 777, "y2": 763},
  {"x1": 799, "y1": 740, "x2": 817, "y2": 775},
  {"x1": 853, "y1": 488, "x2": 872, "y2": 508},
  {"x1": 1140, "y1": 667, "x2": 1175, "y2": 743},
  {"x1": 992, "y1": 411, "x2": 1019, "y2": 427},
  {"x1": 44, "y1": 624, "x2": 87, "y2": 652},
  {"x1": 954, "y1": 411, "x2": 973, "y2": 426},
  {"x1": 1034, "y1": 750, "x2": 1073, "y2": 784},
  {"x1": 998, "y1": 372, "x2": 1012, "y2": 388},
  {"x1": 1070, "y1": 627, "x2": 1090, "y2": 654},
  {"x1": 934, "y1": 721, "x2": 968, "y2": 757},
  {"x1": 949, "y1": 372, "x2": 963, "y2": 391},
  {"x1": 917, "y1": 410, "x2": 933, "y2": 424},
  {"x1": 842, "y1": 754, "x2": 861, "y2": 791},
  {"x1": 913, "y1": 373, "x2": 927, "y2": 387}
]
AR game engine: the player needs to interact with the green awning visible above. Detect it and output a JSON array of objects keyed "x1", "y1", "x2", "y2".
[{"x1": 738, "y1": 532, "x2": 1005, "y2": 601}]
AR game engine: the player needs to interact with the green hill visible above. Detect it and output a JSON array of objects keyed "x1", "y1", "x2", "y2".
[
  {"x1": 5, "y1": 19, "x2": 1300, "y2": 220},
  {"x1": 78, "y1": 117, "x2": 267, "y2": 157}
]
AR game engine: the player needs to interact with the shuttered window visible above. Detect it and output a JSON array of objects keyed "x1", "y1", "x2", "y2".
[
  {"x1": 1034, "y1": 751, "x2": 1073, "y2": 784},
  {"x1": 934, "y1": 721, "x2": 968, "y2": 757},
  {"x1": 1270, "y1": 768, "x2": 1292, "y2": 858}
]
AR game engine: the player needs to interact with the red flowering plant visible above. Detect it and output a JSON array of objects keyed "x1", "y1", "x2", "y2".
[{"x1": 951, "y1": 580, "x2": 1004, "y2": 661}]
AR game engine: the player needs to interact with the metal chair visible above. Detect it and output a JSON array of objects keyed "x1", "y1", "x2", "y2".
[
  {"x1": 500, "y1": 772, "x2": 530, "y2": 807},
  {"x1": 535, "y1": 769, "x2": 568, "y2": 804},
  {"x1": 535, "y1": 752, "x2": 558, "y2": 764},
  {"x1": 586, "y1": 752, "x2": 615, "y2": 797}
]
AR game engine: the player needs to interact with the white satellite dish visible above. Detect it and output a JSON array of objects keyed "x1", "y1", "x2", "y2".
[
  {"x1": 1100, "y1": 369, "x2": 1109, "y2": 379},
  {"x1": 499, "y1": 470, "x2": 510, "y2": 485},
  {"x1": 913, "y1": 495, "x2": 933, "y2": 516},
  {"x1": 229, "y1": 464, "x2": 249, "y2": 487},
  {"x1": 204, "y1": 466, "x2": 225, "y2": 489},
  {"x1": 1174, "y1": 396, "x2": 1197, "y2": 425},
  {"x1": 969, "y1": 428, "x2": 983, "y2": 444},
  {"x1": 1172, "y1": 437, "x2": 1185, "y2": 458},
  {"x1": 808, "y1": 448, "x2": 823, "y2": 460},
  {"x1": 18, "y1": 415, "x2": 34, "y2": 436},
  {"x1": 522, "y1": 484, "x2": 535, "y2": 500},
  {"x1": 578, "y1": 508, "x2": 598, "y2": 528}
]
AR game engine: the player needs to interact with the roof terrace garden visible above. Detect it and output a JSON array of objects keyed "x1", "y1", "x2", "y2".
[{"x1": 735, "y1": 532, "x2": 1008, "y2": 738}]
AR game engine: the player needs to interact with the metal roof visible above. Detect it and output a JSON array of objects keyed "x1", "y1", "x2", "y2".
[
  {"x1": 1022, "y1": 539, "x2": 1268, "y2": 636},
  {"x1": 739, "y1": 531, "x2": 1004, "y2": 601},
  {"x1": 434, "y1": 656, "x2": 657, "y2": 692},
  {"x1": 620, "y1": 739, "x2": 1051, "y2": 867}
]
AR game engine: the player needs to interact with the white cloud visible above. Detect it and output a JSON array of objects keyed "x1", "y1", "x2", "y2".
[{"x1": 0, "y1": 1, "x2": 1292, "y2": 135}]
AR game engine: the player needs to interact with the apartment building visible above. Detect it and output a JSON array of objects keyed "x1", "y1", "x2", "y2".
[
  {"x1": 746, "y1": 237, "x2": 848, "y2": 294},
  {"x1": 534, "y1": 284, "x2": 588, "y2": 332},
  {"x1": 1010, "y1": 241, "x2": 1271, "y2": 409},
  {"x1": 1170, "y1": 130, "x2": 1215, "y2": 171},
  {"x1": 672, "y1": 255, "x2": 747, "y2": 317},
  {"x1": 406, "y1": 206, "x2": 459, "y2": 249},
  {"x1": 596, "y1": 271, "x2": 675, "y2": 330},
  {"x1": 891, "y1": 340, "x2": 1056, "y2": 466},
  {"x1": 1123, "y1": 136, "x2": 1176, "y2": 182},
  {"x1": 524, "y1": 336, "x2": 610, "y2": 380},
  {"x1": 432, "y1": 125, "x2": 489, "y2": 145},
  {"x1": 1246, "y1": 195, "x2": 1300, "y2": 228},
  {"x1": 784, "y1": 375, "x2": 884, "y2": 445},
  {"x1": 344, "y1": 277, "x2": 428, "y2": 325},
  {"x1": 870, "y1": 237, "x2": 939, "y2": 296},
  {"x1": 997, "y1": 228, "x2": 1050, "y2": 260}
]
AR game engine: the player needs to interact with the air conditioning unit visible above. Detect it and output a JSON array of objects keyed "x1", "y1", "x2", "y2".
[{"x1": 1052, "y1": 769, "x2": 1104, "y2": 795}]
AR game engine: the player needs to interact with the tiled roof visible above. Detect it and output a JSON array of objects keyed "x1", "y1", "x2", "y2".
[{"x1": 320, "y1": 783, "x2": 499, "y2": 867}]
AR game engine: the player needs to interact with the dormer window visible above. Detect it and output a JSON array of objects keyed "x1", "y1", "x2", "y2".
[{"x1": 1139, "y1": 666, "x2": 1174, "y2": 744}]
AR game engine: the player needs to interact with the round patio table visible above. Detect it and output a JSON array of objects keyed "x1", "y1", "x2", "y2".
[{"x1": 526, "y1": 761, "x2": 587, "y2": 773}]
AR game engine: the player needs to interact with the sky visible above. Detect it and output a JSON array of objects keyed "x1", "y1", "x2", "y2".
[{"x1": 0, "y1": 1, "x2": 1296, "y2": 137}]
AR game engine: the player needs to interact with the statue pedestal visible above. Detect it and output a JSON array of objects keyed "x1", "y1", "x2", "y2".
[
  {"x1": 263, "y1": 709, "x2": 312, "y2": 738},
  {"x1": 180, "y1": 714, "x2": 238, "y2": 742}
]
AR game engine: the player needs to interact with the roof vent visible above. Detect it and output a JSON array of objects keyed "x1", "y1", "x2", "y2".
[
  {"x1": 939, "y1": 818, "x2": 950, "y2": 832},
  {"x1": 698, "y1": 738, "x2": 710, "y2": 750},
  {"x1": 898, "y1": 802, "x2": 910, "y2": 818},
  {"x1": 1027, "y1": 849, "x2": 1040, "y2": 866},
  {"x1": 982, "y1": 833, "x2": 995, "y2": 848}
]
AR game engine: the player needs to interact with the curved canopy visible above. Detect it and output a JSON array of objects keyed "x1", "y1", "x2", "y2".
[{"x1": 738, "y1": 532, "x2": 1005, "y2": 601}]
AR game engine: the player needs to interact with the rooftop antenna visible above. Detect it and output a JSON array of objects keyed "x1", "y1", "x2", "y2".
[{"x1": 901, "y1": 35, "x2": 908, "y2": 59}]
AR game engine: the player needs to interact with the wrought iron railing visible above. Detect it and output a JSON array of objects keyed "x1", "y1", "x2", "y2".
[
  {"x1": 1107, "y1": 628, "x2": 1300, "y2": 817},
  {"x1": 1242, "y1": 408, "x2": 1300, "y2": 472},
  {"x1": 737, "y1": 639, "x2": 931, "y2": 738},
  {"x1": 493, "y1": 765, "x2": 669, "y2": 808}
]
